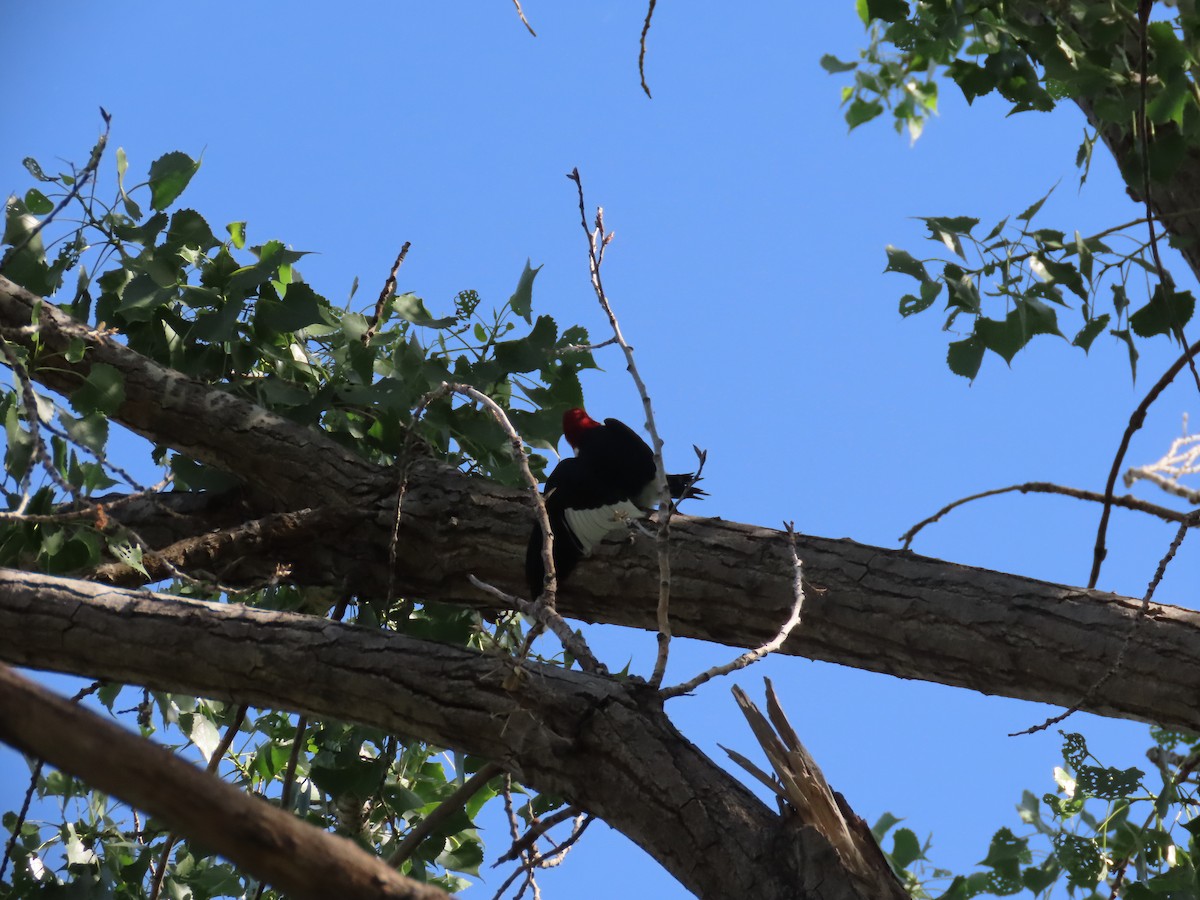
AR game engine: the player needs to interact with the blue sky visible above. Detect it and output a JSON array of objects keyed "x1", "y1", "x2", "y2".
[{"x1": 4, "y1": 2, "x2": 1199, "y2": 897}]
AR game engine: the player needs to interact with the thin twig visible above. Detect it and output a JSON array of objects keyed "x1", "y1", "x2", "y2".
[
  {"x1": 0, "y1": 108, "x2": 110, "y2": 271},
  {"x1": 661, "y1": 522, "x2": 807, "y2": 699},
  {"x1": 639, "y1": 0, "x2": 658, "y2": 98},
  {"x1": 387, "y1": 763, "x2": 503, "y2": 868},
  {"x1": 1088, "y1": 338, "x2": 1200, "y2": 589},
  {"x1": 493, "y1": 804, "x2": 581, "y2": 865},
  {"x1": 1012, "y1": 513, "x2": 1195, "y2": 737},
  {"x1": 492, "y1": 812, "x2": 591, "y2": 900},
  {"x1": 554, "y1": 336, "x2": 619, "y2": 356},
  {"x1": 468, "y1": 575, "x2": 605, "y2": 674},
  {"x1": 1127, "y1": 467, "x2": 1200, "y2": 504},
  {"x1": 901, "y1": 480, "x2": 1197, "y2": 550},
  {"x1": 566, "y1": 169, "x2": 673, "y2": 688},
  {"x1": 493, "y1": 777, "x2": 534, "y2": 900},
  {"x1": 527, "y1": 812, "x2": 591, "y2": 868},
  {"x1": 361, "y1": 241, "x2": 411, "y2": 346},
  {"x1": 510, "y1": 0, "x2": 537, "y2": 36}
]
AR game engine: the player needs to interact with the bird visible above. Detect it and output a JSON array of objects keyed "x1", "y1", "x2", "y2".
[{"x1": 525, "y1": 407, "x2": 704, "y2": 600}]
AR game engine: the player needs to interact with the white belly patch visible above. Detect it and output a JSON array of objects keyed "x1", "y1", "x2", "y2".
[{"x1": 564, "y1": 501, "x2": 645, "y2": 554}]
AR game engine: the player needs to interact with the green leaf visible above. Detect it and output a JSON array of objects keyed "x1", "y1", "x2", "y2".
[
  {"x1": 1017, "y1": 186, "x2": 1055, "y2": 223},
  {"x1": 846, "y1": 97, "x2": 884, "y2": 129},
  {"x1": 256, "y1": 282, "x2": 332, "y2": 334},
  {"x1": 1076, "y1": 763, "x2": 1143, "y2": 800},
  {"x1": 947, "y1": 336, "x2": 984, "y2": 379},
  {"x1": 979, "y1": 827, "x2": 1030, "y2": 868},
  {"x1": 227, "y1": 220, "x2": 247, "y2": 249},
  {"x1": 2, "y1": 195, "x2": 54, "y2": 296},
  {"x1": 923, "y1": 216, "x2": 979, "y2": 237},
  {"x1": 947, "y1": 60, "x2": 997, "y2": 105},
  {"x1": 73, "y1": 364, "x2": 126, "y2": 416},
  {"x1": 890, "y1": 827, "x2": 922, "y2": 870},
  {"x1": 899, "y1": 281, "x2": 941, "y2": 317},
  {"x1": 871, "y1": 812, "x2": 902, "y2": 841},
  {"x1": 166, "y1": 209, "x2": 219, "y2": 252},
  {"x1": 116, "y1": 147, "x2": 142, "y2": 219},
  {"x1": 1148, "y1": 21, "x2": 1189, "y2": 75},
  {"x1": 23, "y1": 189, "x2": 53, "y2": 215},
  {"x1": 1111, "y1": 328, "x2": 1139, "y2": 380},
  {"x1": 494, "y1": 314, "x2": 558, "y2": 374},
  {"x1": 864, "y1": 0, "x2": 909, "y2": 22},
  {"x1": 223, "y1": 241, "x2": 308, "y2": 301},
  {"x1": 819, "y1": 54, "x2": 857, "y2": 74},
  {"x1": 980, "y1": 299, "x2": 1063, "y2": 365},
  {"x1": 108, "y1": 539, "x2": 148, "y2": 577},
  {"x1": 61, "y1": 412, "x2": 108, "y2": 453},
  {"x1": 117, "y1": 273, "x2": 173, "y2": 322},
  {"x1": 148, "y1": 151, "x2": 201, "y2": 211},
  {"x1": 942, "y1": 263, "x2": 981, "y2": 314},
  {"x1": 437, "y1": 839, "x2": 484, "y2": 877},
  {"x1": 1053, "y1": 833, "x2": 1106, "y2": 888},
  {"x1": 1021, "y1": 859, "x2": 1060, "y2": 894},
  {"x1": 22, "y1": 157, "x2": 52, "y2": 182},
  {"x1": 1072, "y1": 314, "x2": 1110, "y2": 352},
  {"x1": 1130, "y1": 284, "x2": 1195, "y2": 340},
  {"x1": 1112, "y1": 283, "x2": 1130, "y2": 317},
  {"x1": 1030, "y1": 255, "x2": 1086, "y2": 300},
  {"x1": 508, "y1": 259, "x2": 541, "y2": 323},
  {"x1": 392, "y1": 292, "x2": 457, "y2": 328},
  {"x1": 184, "y1": 713, "x2": 221, "y2": 763},
  {"x1": 1147, "y1": 74, "x2": 1191, "y2": 126},
  {"x1": 190, "y1": 297, "x2": 245, "y2": 343},
  {"x1": 884, "y1": 246, "x2": 929, "y2": 282}
]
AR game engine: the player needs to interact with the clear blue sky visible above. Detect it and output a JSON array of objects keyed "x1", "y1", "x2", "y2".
[{"x1": 4, "y1": 2, "x2": 1198, "y2": 897}]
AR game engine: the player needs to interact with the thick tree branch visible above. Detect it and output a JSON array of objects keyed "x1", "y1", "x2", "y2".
[
  {"x1": 7, "y1": 278, "x2": 1200, "y2": 739},
  {"x1": 0, "y1": 663, "x2": 449, "y2": 900},
  {"x1": 0, "y1": 570, "x2": 903, "y2": 900},
  {"x1": 86, "y1": 458, "x2": 1200, "y2": 734}
]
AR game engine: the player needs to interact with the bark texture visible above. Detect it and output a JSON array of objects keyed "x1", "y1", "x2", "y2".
[
  {"x1": 2, "y1": 270, "x2": 1198, "y2": 731},
  {"x1": 0, "y1": 570, "x2": 907, "y2": 900}
]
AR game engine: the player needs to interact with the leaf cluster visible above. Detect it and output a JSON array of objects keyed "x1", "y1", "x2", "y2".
[
  {"x1": 884, "y1": 192, "x2": 1193, "y2": 379},
  {"x1": 879, "y1": 728, "x2": 1200, "y2": 899},
  {"x1": 827, "y1": 0, "x2": 1200, "y2": 378},
  {"x1": 0, "y1": 143, "x2": 597, "y2": 896}
]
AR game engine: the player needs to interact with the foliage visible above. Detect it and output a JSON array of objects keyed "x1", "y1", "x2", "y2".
[
  {"x1": 876, "y1": 729, "x2": 1200, "y2": 899},
  {"x1": 829, "y1": 0, "x2": 1200, "y2": 379},
  {"x1": 0, "y1": 142, "x2": 596, "y2": 896}
]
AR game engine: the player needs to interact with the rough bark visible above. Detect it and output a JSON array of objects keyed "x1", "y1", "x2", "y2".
[
  {"x1": 4, "y1": 272, "x2": 1199, "y2": 733},
  {"x1": 0, "y1": 570, "x2": 907, "y2": 900},
  {"x1": 0, "y1": 664, "x2": 449, "y2": 900},
  {"x1": 76, "y1": 463, "x2": 1200, "y2": 734}
]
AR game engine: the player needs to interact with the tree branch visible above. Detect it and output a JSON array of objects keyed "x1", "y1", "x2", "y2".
[
  {"x1": 8, "y1": 281, "x2": 1200, "y2": 739},
  {"x1": 0, "y1": 569, "x2": 900, "y2": 900},
  {"x1": 84, "y1": 458, "x2": 1200, "y2": 734},
  {"x1": 0, "y1": 663, "x2": 449, "y2": 900}
]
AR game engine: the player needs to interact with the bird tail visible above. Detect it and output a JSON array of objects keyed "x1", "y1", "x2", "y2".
[{"x1": 666, "y1": 473, "x2": 707, "y2": 500}]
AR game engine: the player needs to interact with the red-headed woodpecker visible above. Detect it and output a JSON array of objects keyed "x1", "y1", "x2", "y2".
[{"x1": 525, "y1": 407, "x2": 704, "y2": 599}]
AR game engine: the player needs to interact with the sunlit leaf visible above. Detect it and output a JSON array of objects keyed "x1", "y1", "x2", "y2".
[{"x1": 148, "y1": 151, "x2": 201, "y2": 211}]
